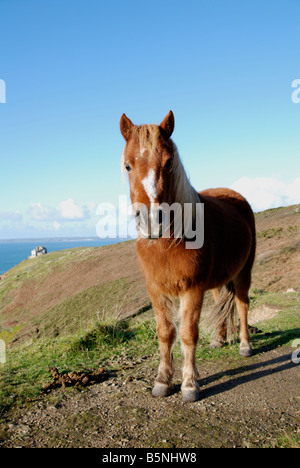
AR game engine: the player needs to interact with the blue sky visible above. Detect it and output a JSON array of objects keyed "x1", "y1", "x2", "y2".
[{"x1": 0, "y1": 0, "x2": 299, "y2": 239}]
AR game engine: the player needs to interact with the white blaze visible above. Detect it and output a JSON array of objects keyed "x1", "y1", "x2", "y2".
[{"x1": 142, "y1": 169, "x2": 157, "y2": 203}]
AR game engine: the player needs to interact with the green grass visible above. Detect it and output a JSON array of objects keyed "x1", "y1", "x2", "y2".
[
  {"x1": 256, "y1": 225, "x2": 298, "y2": 240},
  {"x1": 0, "y1": 242, "x2": 144, "y2": 341},
  {"x1": 248, "y1": 289, "x2": 300, "y2": 353},
  {"x1": 257, "y1": 227, "x2": 283, "y2": 239},
  {"x1": 255, "y1": 204, "x2": 300, "y2": 219},
  {"x1": 0, "y1": 275, "x2": 137, "y2": 347},
  {"x1": 274, "y1": 432, "x2": 300, "y2": 448},
  {"x1": 0, "y1": 325, "x2": 24, "y2": 345},
  {"x1": 0, "y1": 316, "x2": 158, "y2": 410},
  {"x1": 0, "y1": 247, "x2": 101, "y2": 323},
  {"x1": 34, "y1": 276, "x2": 133, "y2": 338},
  {"x1": 0, "y1": 289, "x2": 299, "y2": 415}
]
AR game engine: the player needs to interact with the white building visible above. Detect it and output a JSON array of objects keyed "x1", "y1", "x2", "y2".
[{"x1": 29, "y1": 246, "x2": 47, "y2": 259}]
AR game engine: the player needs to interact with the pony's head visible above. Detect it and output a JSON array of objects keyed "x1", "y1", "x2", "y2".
[{"x1": 120, "y1": 111, "x2": 176, "y2": 238}]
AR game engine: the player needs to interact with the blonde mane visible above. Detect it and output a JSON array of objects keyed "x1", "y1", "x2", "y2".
[
  {"x1": 133, "y1": 124, "x2": 161, "y2": 157},
  {"x1": 170, "y1": 141, "x2": 199, "y2": 207}
]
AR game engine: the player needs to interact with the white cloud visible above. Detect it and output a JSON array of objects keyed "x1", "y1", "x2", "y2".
[
  {"x1": 28, "y1": 199, "x2": 90, "y2": 221},
  {"x1": 230, "y1": 176, "x2": 300, "y2": 212},
  {"x1": 28, "y1": 202, "x2": 59, "y2": 221},
  {"x1": 60, "y1": 198, "x2": 88, "y2": 220},
  {"x1": 53, "y1": 221, "x2": 61, "y2": 231},
  {"x1": 0, "y1": 210, "x2": 22, "y2": 221}
]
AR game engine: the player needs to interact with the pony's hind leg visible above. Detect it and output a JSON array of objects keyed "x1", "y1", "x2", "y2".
[
  {"x1": 234, "y1": 275, "x2": 252, "y2": 357},
  {"x1": 151, "y1": 294, "x2": 176, "y2": 397},
  {"x1": 209, "y1": 287, "x2": 227, "y2": 348},
  {"x1": 234, "y1": 232, "x2": 255, "y2": 357},
  {"x1": 180, "y1": 288, "x2": 204, "y2": 402}
]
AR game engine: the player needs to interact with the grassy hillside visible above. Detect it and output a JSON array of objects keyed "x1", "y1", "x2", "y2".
[
  {"x1": 0, "y1": 204, "x2": 299, "y2": 345},
  {"x1": 0, "y1": 240, "x2": 150, "y2": 345},
  {"x1": 252, "y1": 204, "x2": 300, "y2": 292},
  {"x1": 0, "y1": 204, "x2": 299, "y2": 448}
]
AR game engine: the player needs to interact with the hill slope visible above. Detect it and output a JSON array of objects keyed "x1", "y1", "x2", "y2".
[
  {"x1": 0, "y1": 204, "x2": 299, "y2": 345},
  {"x1": 0, "y1": 240, "x2": 148, "y2": 344},
  {"x1": 0, "y1": 204, "x2": 299, "y2": 448}
]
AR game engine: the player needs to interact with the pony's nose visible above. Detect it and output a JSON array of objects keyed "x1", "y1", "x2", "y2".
[
  {"x1": 151, "y1": 206, "x2": 164, "y2": 225},
  {"x1": 149, "y1": 205, "x2": 163, "y2": 238}
]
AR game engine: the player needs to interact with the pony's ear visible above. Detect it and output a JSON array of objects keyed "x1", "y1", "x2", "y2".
[
  {"x1": 120, "y1": 114, "x2": 134, "y2": 141},
  {"x1": 159, "y1": 110, "x2": 175, "y2": 139}
]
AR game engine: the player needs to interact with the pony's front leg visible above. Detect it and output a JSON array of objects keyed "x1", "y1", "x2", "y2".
[
  {"x1": 180, "y1": 288, "x2": 204, "y2": 402},
  {"x1": 151, "y1": 294, "x2": 176, "y2": 398}
]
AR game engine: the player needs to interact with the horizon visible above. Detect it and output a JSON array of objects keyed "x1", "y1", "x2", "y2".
[
  {"x1": 0, "y1": 236, "x2": 128, "y2": 242},
  {"x1": 0, "y1": 0, "x2": 299, "y2": 239},
  {"x1": 1, "y1": 201, "x2": 299, "y2": 242}
]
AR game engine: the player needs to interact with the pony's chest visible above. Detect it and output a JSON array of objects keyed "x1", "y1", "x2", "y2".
[{"x1": 136, "y1": 240, "x2": 202, "y2": 295}]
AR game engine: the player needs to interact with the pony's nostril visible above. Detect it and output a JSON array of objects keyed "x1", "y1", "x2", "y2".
[{"x1": 135, "y1": 210, "x2": 140, "y2": 218}]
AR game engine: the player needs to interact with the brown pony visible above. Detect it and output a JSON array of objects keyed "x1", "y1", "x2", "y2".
[{"x1": 120, "y1": 111, "x2": 256, "y2": 402}]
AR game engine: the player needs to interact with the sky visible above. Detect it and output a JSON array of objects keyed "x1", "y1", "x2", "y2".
[{"x1": 0, "y1": 0, "x2": 299, "y2": 239}]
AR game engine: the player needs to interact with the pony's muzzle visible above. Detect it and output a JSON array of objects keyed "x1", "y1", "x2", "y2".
[
  {"x1": 135, "y1": 204, "x2": 163, "y2": 239},
  {"x1": 149, "y1": 205, "x2": 163, "y2": 238}
]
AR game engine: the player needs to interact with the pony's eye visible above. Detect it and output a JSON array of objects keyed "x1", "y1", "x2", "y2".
[{"x1": 125, "y1": 163, "x2": 132, "y2": 172}]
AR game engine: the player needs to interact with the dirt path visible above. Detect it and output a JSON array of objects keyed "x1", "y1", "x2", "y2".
[{"x1": 1, "y1": 346, "x2": 299, "y2": 448}]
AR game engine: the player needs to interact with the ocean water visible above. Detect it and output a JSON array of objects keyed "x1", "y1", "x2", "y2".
[{"x1": 0, "y1": 238, "x2": 128, "y2": 276}]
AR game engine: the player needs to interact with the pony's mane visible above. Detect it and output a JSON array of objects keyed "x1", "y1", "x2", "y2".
[
  {"x1": 133, "y1": 124, "x2": 161, "y2": 157},
  {"x1": 170, "y1": 141, "x2": 199, "y2": 207}
]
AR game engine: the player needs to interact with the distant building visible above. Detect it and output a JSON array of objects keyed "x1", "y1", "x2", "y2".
[{"x1": 29, "y1": 246, "x2": 47, "y2": 259}]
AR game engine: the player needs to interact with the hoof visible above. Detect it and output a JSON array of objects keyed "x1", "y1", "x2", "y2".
[
  {"x1": 181, "y1": 388, "x2": 200, "y2": 402},
  {"x1": 210, "y1": 340, "x2": 224, "y2": 349},
  {"x1": 239, "y1": 345, "x2": 253, "y2": 357},
  {"x1": 152, "y1": 383, "x2": 171, "y2": 397}
]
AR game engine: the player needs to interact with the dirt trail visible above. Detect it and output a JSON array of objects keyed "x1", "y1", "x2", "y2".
[{"x1": 1, "y1": 347, "x2": 299, "y2": 448}]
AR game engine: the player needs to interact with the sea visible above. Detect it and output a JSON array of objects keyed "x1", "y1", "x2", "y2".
[{"x1": 0, "y1": 238, "x2": 128, "y2": 276}]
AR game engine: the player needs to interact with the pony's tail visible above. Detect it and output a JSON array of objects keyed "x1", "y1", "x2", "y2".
[{"x1": 205, "y1": 281, "x2": 238, "y2": 343}]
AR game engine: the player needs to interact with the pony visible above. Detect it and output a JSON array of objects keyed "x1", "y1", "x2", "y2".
[{"x1": 120, "y1": 111, "x2": 256, "y2": 402}]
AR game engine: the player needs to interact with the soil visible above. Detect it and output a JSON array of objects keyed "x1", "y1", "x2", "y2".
[{"x1": 1, "y1": 346, "x2": 299, "y2": 448}]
